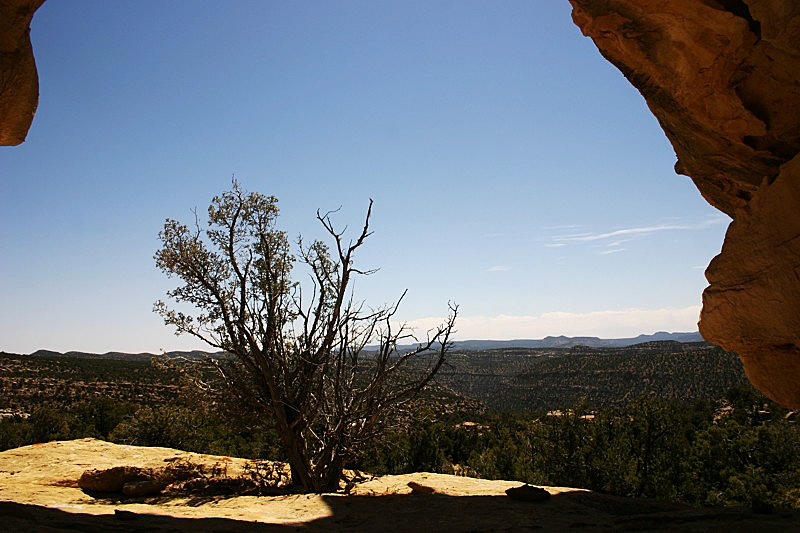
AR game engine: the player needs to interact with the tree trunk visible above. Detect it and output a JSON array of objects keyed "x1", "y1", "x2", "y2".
[
  {"x1": 285, "y1": 444, "x2": 342, "y2": 493},
  {"x1": 276, "y1": 405, "x2": 315, "y2": 491},
  {"x1": 318, "y1": 455, "x2": 344, "y2": 493},
  {"x1": 285, "y1": 439, "x2": 313, "y2": 491}
]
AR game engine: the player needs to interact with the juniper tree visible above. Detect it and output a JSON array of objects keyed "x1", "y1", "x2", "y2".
[{"x1": 154, "y1": 182, "x2": 456, "y2": 492}]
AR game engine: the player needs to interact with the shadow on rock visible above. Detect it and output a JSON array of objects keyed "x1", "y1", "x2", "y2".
[{"x1": 2, "y1": 490, "x2": 800, "y2": 532}]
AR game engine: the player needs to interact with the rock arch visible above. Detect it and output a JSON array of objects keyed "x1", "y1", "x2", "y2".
[
  {"x1": 3, "y1": 0, "x2": 799, "y2": 406},
  {"x1": 571, "y1": 0, "x2": 800, "y2": 407}
]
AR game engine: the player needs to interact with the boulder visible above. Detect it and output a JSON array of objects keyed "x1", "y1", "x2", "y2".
[
  {"x1": 78, "y1": 466, "x2": 154, "y2": 493},
  {"x1": 505, "y1": 484, "x2": 551, "y2": 502}
]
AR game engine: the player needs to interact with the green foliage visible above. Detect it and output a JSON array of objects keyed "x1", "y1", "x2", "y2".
[
  {"x1": 352, "y1": 387, "x2": 800, "y2": 511},
  {"x1": 28, "y1": 407, "x2": 74, "y2": 442},
  {"x1": 110, "y1": 404, "x2": 283, "y2": 460},
  {"x1": 110, "y1": 405, "x2": 208, "y2": 450},
  {"x1": 71, "y1": 396, "x2": 139, "y2": 439},
  {"x1": 0, "y1": 397, "x2": 133, "y2": 450},
  {"x1": 0, "y1": 416, "x2": 33, "y2": 450}
]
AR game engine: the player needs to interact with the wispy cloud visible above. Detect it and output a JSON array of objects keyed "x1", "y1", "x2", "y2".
[
  {"x1": 599, "y1": 248, "x2": 626, "y2": 255},
  {"x1": 542, "y1": 224, "x2": 583, "y2": 230},
  {"x1": 544, "y1": 243, "x2": 566, "y2": 248},
  {"x1": 548, "y1": 218, "x2": 727, "y2": 247},
  {"x1": 400, "y1": 306, "x2": 702, "y2": 340},
  {"x1": 487, "y1": 265, "x2": 510, "y2": 272}
]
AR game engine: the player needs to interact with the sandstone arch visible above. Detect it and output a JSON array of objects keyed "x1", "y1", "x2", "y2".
[
  {"x1": 571, "y1": 0, "x2": 800, "y2": 407},
  {"x1": 3, "y1": 1, "x2": 800, "y2": 407}
]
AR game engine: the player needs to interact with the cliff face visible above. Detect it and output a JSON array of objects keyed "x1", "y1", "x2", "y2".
[
  {"x1": 0, "y1": 0, "x2": 44, "y2": 146},
  {"x1": 570, "y1": 0, "x2": 800, "y2": 407}
]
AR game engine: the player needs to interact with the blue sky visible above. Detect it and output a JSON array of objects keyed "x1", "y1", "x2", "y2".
[{"x1": 0, "y1": 1, "x2": 728, "y2": 353}]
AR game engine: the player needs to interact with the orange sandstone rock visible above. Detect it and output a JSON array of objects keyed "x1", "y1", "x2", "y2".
[
  {"x1": 0, "y1": 0, "x2": 45, "y2": 146},
  {"x1": 571, "y1": 0, "x2": 800, "y2": 408}
]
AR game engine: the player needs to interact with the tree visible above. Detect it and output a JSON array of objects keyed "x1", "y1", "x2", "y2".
[{"x1": 154, "y1": 182, "x2": 457, "y2": 492}]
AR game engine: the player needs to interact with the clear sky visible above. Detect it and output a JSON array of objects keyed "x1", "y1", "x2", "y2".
[{"x1": 0, "y1": 1, "x2": 728, "y2": 354}]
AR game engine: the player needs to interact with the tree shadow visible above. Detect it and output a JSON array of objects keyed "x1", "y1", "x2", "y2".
[
  {"x1": 2, "y1": 490, "x2": 799, "y2": 532},
  {"x1": 79, "y1": 485, "x2": 294, "y2": 508}
]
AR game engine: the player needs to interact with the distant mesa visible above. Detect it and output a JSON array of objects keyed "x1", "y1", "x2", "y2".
[
  {"x1": 19, "y1": 332, "x2": 704, "y2": 361},
  {"x1": 26, "y1": 349, "x2": 226, "y2": 362},
  {"x1": 449, "y1": 331, "x2": 703, "y2": 351}
]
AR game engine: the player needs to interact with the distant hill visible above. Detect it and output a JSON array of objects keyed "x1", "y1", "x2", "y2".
[
  {"x1": 22, "y1": 332, "x2": 704, "y2": 361},
  {"x1": 28, "y1": 349, "x2": 225, "y2": 362},
  {"x1": 448, "y1": 331, "x2": 703, "y2": 351},
  {"x1": 7, "y1": 338, "x2": 743, "y2": 415},
  {"x1": 436, "y1": 341, "x2": 745, "y2": 412}
]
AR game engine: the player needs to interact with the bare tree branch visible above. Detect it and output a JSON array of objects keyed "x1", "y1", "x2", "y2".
[{"x1": 155, "y1": 185, "x2": 456, "y2": 493}]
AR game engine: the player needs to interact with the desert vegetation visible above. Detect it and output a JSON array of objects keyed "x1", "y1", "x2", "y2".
[
  {"x1": 2, "y1": 343, "x2": 799, "y2": 510},
  {"x1": 437, "y1": 341, "x2": 747, "y2": 412},
  {"x1": 360, "y1": 387, "x2": 800, "y2": 511}
]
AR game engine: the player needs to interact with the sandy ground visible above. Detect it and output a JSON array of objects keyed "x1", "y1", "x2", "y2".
[{"x1": 0, "y1": 438, "x2": 798, "y2": 531}]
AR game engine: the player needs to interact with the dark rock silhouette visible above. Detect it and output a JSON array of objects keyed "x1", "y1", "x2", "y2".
[{"x1": 505, "y1": 483, "x2": 551, "y2": 502}]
